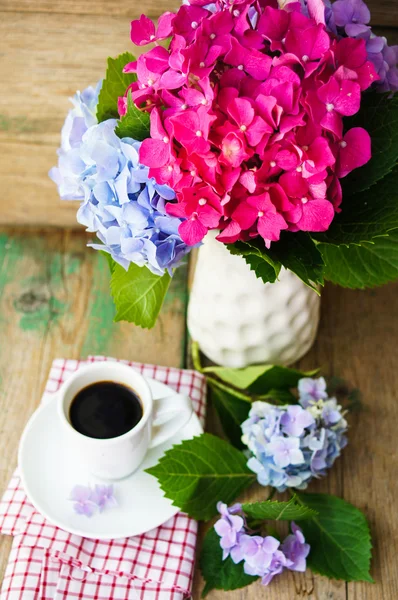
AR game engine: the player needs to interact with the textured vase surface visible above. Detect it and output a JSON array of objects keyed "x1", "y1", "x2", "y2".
[{"x1": 187, "y1": 231, "x2": 320, "y2": 368}]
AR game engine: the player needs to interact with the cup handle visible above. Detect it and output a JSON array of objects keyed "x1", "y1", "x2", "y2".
[{"x1": 149, "y1": 393, "x2": 193, "y2": 449}]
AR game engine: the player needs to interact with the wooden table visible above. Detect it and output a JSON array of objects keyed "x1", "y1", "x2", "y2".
[{"x1": 1, "y1": 1, "x2": 398, "y2": 598}]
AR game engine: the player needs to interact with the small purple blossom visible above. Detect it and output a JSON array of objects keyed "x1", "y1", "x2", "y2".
[
  {"x1": 240, "y1": 534, "x2": 280, "y2": 577},
  {"x1": 70, "y1": 485, "x2": 97, "y2": 517},
  {"x1": 261, "y1": 549, "x2": 290, "y2": 585},
  {"x1": 298, "y1": 377, "x2": 328, "y2": 405},
  {"x1": 266, "y1": 436, "x2": 305, "y2": 468},
  {"x1": 281, "y1": 522, "x2": 310, "y2": 572},
  {"x1": 70, "y1": 484, "x2": 117, "y2": 517},
  {"x1": 332, "y1": 0, "x2": 370, "y2": 29},
  {"x1": 280, "y1": 405, "x2": 315, "y2": 437},
  {"x1": 91, "y1": 485, "x2": 117, "y2": 512},
  {"x1": 214, "y1": 502, "x2": 244, "y2": 560}
]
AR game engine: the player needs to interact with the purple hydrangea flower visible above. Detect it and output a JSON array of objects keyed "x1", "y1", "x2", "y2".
[
  {"x1": 50, "y1": 86, "x2": 193, "y2": 276},
  {"x1": 281, "y1": 522, "x2": 310, "y2": 572},
  {"x1": 214, "y1": 506, "x2": 310, "y2": 587},
  {"x1": 241, "y1": 377, "x2": 348, "y2": 492},
  {"x1": 70, "y1": 485, "x2": 97, "y2": 517},
  {"x1": 214, "y1": 502, "x2": 244, "y2": 560}
]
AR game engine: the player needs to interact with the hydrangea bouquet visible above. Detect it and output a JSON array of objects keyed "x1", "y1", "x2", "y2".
[
  {"x1": 143, "y1": 351, "x2": 373, "y2": 594},
  {"x1": 51, "y1": 0, "x2": 398, "y2": 329}
]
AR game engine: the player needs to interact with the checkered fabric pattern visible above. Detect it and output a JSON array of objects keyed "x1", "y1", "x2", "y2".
[{"x1": 0, "y1": 357, "x2": 207, "y2": 600}]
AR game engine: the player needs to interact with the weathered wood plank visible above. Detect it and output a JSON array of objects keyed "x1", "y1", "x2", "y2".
[
  {"x1": 191, "y1": 280, "x2": 398, "y2": 599},
  {"x1": 0, "y1": 228, "x2": 188, "y2": 583},
  {"x1": 0, "y1": 0, "x2": 395, "y2": 27}
]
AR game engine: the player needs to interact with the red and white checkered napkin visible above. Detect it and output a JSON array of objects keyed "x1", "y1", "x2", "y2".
[{"x1": 0, "y1": 357, "x2": 207, "y2": 600}]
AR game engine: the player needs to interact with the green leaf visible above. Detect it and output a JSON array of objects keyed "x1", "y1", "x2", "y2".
[
  {"x1": 145, "y1": 433, "x2": 256, "y2": 520},
  {"x1": 314, "y1": 166, "x2": 398, "y2": 246},
  {"x1": 208, "y1": 380, "x2": 251, "y2": 449},
  {"x1": 319, "y1": 230, "x2": 398, "y2": 288},
  {"x1": 110, "y1": 262, "x2": 171, "y2": 328},
  {"x1": 230, "y1": 233, "x2": 324, "y2": 291},
  {"x1": 99, "y1": 251, "x2": 116, "y2": 274},
  {"x1": 242, "y1": 496, "x2": 318, "y2": 521},
  {"x1": 259, "y1": 388, "x2": 298, "y2": 404},
  {"x1": 96, "y1": 52, "x2": 137, "y2": 122},
  {"x1": 227, "y1": 242, "x2": 281, "y2": 284},
  {"x1": 203, "y1": 364, "x2": 317, "y2": 395},
  {"x1": 115, "y1": 90, "x2": 150, "y2": 141},
  {"x1": 342, "y1": 92, "x2": 398, "y2": 195},
  {"x1": 297, "y1": 492, "x2": 373, "y2": 582},
  {"x1": 200, "y1": 527, "x2": 258, "y2": 597},
  {"x1": 267, "y1": 232, "x2": 324, "y2": 291}
]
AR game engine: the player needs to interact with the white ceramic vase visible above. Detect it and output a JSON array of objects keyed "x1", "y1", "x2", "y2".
[{"x1": 187, "y1": 231, "x2": 320, "y2": 368}]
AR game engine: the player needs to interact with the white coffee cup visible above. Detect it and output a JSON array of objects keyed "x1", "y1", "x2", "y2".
[{"x1": 57, "y1": 362, "x2": 193, "y2": 480}]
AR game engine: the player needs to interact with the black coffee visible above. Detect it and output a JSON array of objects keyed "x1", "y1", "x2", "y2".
[{"x1": 69, "y1": 382, "x2": 143, "y2": 439}]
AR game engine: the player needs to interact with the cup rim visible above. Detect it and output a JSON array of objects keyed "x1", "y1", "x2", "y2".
[{"x1": 57, "y1": 362, "x2": 153, "y2": 446}]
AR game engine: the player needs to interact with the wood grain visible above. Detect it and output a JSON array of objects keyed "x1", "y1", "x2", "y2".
[
  {"x1": 0, "y1": 228, "x2": 188, "y2": 583},
  {"x1": 0, "y1": 0, "x2": 395, "y2": 27},
  {"x1": 192, "y1": 280, "x2": 398, "y2": 600}
]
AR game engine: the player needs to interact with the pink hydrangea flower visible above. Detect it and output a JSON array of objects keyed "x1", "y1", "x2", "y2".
[{"x1": 122, "y1": 0, "x2": 376, "y2": 246}]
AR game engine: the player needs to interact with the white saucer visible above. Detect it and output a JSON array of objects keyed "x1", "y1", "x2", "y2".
[{"x1": 18, "y1": 378, "x2": 203, "y2": 540}]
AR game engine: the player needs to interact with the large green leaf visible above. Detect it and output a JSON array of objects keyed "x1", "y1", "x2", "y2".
[
  {"x1": 115, "y1": 91, "x2": 150, "y2": 141},
  {"x1": 342, "y1": 92, "x2": 398, "y2": 195},
  {"x1": 208, "y1": 380, "x2": 251, "y2": 449},
  {"x1": 145, "y1": 433, "x2": 256, "y2": 520},
  {"x1": 267, "y1": 232, "x2": 325, "y2": 292},
  {"x1": 110, "y1": 263, "x2": 171, "y2": 328},
  {"x1": 242, "y1": 496, "x2": 318, "y2": 521},
  {"x1": 200, "y1": 527, "x2": 258, "y2": 597},
  {"x1": 297, "y1": 492, "x2": 373, "y2": 582},
  {"x1": 228, "y1": 233, "x2": 324, "y2": 291},
  {"x1": 227, "y1": 242, "x2": 281, "y2": 284},
  {"x1": 203, "y1": 364, "x2": 317, "y2": 395},
  {"x1": 314, "y1": 166, "x2": 398, "y2": 246},
  {"x1": 319, "y1": 230, "x2": 398, "y2": 288},
  {"x1": 96, "y1": 52, "x2": 136, "y2": 122}
]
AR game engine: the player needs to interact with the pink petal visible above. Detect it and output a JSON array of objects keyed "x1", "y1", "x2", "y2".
[
  {"x1": 130, "y1": 15, "x2": 156, "y2": 46},
  {"x1": 307, "y1": 0, "x2": 326, "y2": 24},
  {"x1": 279, "y1": 171, "x2": 309, "y2": 198},
  {"x1": 333, "y1": 81, "x2": 361, "y2": 116},
  {"x1": 179, "y1": 218, "x2": 207, "y2": 245},
  {"x1": 216, "y1": 220, "x2": 242, "y2": 243},
  {"x1": 157, "y1": 12, "x2": 175, "y2": 39},
  {"x1": 139, "y1": 138, "x2": 170, "y2": 168},
  {"x1": 239, "y1": 171, "x2": 257, "y2": 193},
  {"x1": 198, "y1": 204, "x2": 222, "y2": 228},
  {"x1": 258, "y1": 212, "x2": 288, "y2": 241},
  {"x1": 228, "y1": 98, "x2": 255, "y2": 128},
  {"x1": 336, "y1": 127, "x2": 371, "y2": 178},
  {"x1": 297, "y1": 199, "x2": 335, "y2": 232},
  {"x1": 232, "y1": 202, "x2": 258, "y2": 230}
]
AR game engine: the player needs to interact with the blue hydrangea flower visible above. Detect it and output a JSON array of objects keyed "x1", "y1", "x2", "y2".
[
  {"x1": 50, "y1": 84, "x2": 193, "y2": 276},
  {"x1": 241, "y1": 378, "x2": 348, "y2": 492},
  {"x1": 214, "y1": 502, "x2": 245, "y2": 560}
]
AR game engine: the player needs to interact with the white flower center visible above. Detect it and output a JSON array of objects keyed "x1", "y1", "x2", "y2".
[
  {"x1": 233, "y1": 9, "x2": 240, "y2": 16},
  {"x1": 340, "y1": 140, "x2": 347, "y2": 148},
  {"x1": 198, "y1": 198, "x2": 207, "y2": 206},
  {"x1": 181, "y1": 104, "x2": 188, "y2": 110},
  {"x1": 163, "y1": 136, "x2": 169, "y2": 143},
  {"x1": 196, "y1": 130, "x2": 202, "y2": 137},
  {"x1": 302, "y1": 54, "x2": 309, "y2": 62},
  {"x1": 191, "y1": 21, "x2": 198, "y2": 29},
  {"x1": 147, "y1": 78, "x2": 154, "y2": 86},
  {"x1": 301, "y1": 197, "x2": 309, "y2": 204},
  {"x1": 258, "y1": 211, "x2": 264, "y2": 217},
  {"x1": 270, "y1": 160, "x2": 276, "y2": 168},
  {"x1": 210, "y1": 33, "x2": 216, "y2": 39},
  {"x1": 240, "y1": 124, "x2": 247, "y2": 131},
  {"x1": 190, "y1": 170, "x2": 196, "y2": 176},
  {"x1": 237, "y1": 64, "x2": 244, "y2": 71},
  {"x1": 167, "y1": 165, "x2": 173, "y2": 172},
  {"x1": 199, "y1": 61, "x2": 205, "y2": 68},
  {"x1": 302, "y1": 145, "x2": 309, "y2": 151},
  {"x1": 326, "y1": 103, "x2": 334, "y2": 112}
]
